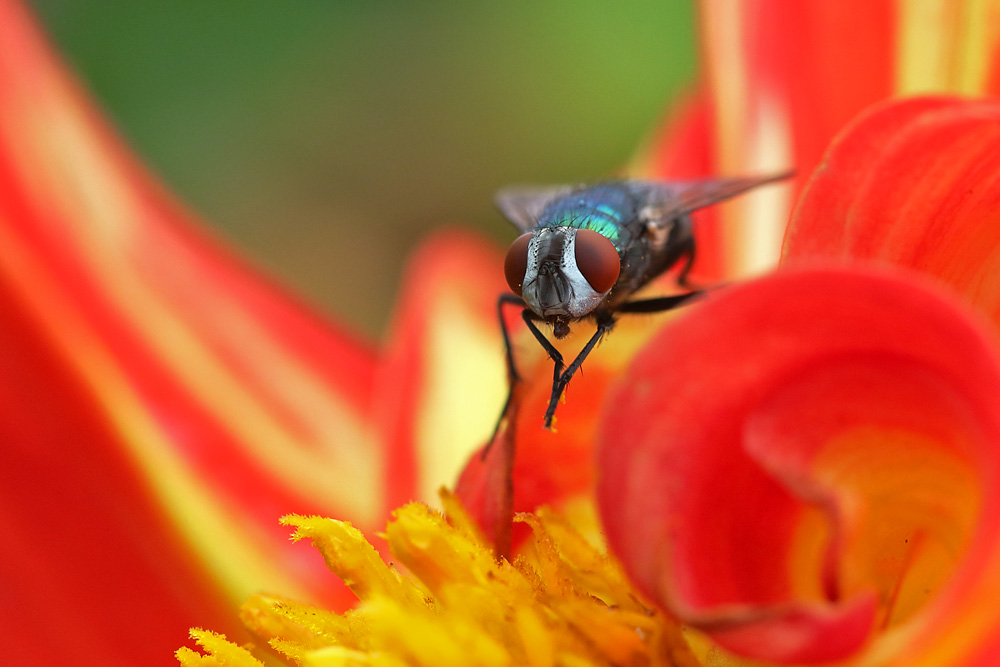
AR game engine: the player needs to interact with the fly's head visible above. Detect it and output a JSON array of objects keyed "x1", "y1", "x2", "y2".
[{"x1": 504, "y1": 226, "x2": 620, "y2": 338}]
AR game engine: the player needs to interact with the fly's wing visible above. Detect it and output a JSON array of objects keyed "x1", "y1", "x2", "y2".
[
  {"x1": 628, "y1": 170, "x2": 794, "y2": 229},
  {"x1": 494, "y1": 184, "x2": 576, "y2": 233}
]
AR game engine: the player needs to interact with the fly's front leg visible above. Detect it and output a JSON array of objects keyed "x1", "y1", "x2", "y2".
[
  {"x1": 519, "y1": 310, "x2": 566, "y2": 403},
  {"x1": 486, "y1": 294, "x2": 529, "y2": 455},
  {"x1": 488, "y1": 294, "x2": 566, "y2": 451},
  {"x1": 497, "y1": 293, "x2": 526, "y2": 385},
  {"x1": 542, "y1": 314, "x2": 616, "y2": 429},
  {"x1": 518, "y1": 311, "x2": 570, "y2": 429},
  {"x1": 520, "y1": 310, "x2": 565, "y2": 377}
]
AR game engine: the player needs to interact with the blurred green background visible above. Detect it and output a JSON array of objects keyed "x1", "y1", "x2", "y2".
[{"x1": 29, "y1": 1, "x2": 697, "y2": 338}]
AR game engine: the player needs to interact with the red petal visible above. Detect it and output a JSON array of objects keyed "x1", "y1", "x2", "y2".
[
  {"x1": 454, "y1": 310, "x2": 669, "y2": 553},
  {"x1": 0, "y1": 1, "x2": 382, "y2": 662},
  {"x1": 699, "y1": 0, "x2": 896, "y2": 178},
  {"x1": 691, "y1": 1, "x2": 895, "y2": 275},
  {"x1": 785, "y1": 97, "x2": 1000, "y2": 324},
  {"x1": 597, "y1": 265, "x2": 1000, "y2": 664},
  {"x1": 375, "y1": 229, "x2": 509, "y2": 511},
  {"x1": 455, "y1": 344, "x2": 607, "y2": 552},
  {"x1": 640, "y1": 92, "x2": 730, "y2": 284},
  {"x1": 644, "y1": 91, "x2": 715, "y2": 181}
]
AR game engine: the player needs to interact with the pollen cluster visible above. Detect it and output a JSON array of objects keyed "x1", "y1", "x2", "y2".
[{"x1": 176, "y1": 492, "x2": 699, "y2": 666}]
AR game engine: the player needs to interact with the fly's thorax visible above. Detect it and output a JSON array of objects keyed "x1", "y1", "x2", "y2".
[{"x1": 521, "y1": 226, "x2": 617, "y2": 320}]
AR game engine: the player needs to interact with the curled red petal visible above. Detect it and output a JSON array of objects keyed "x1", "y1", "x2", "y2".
[
  {"x1": 597, "y1": 264, "x2": 1000, "y2": 664},
  {"x1": 785, "y1": 96, "x2": 1000, "y2": 326}
]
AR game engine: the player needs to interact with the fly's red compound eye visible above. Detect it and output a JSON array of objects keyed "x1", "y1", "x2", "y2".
[
  {"x1": 504, "y1": 233, "x2": 531, "y2": 296},
  {"x1": 574, "y1": 228, "x2": 620, "y2": 293}
]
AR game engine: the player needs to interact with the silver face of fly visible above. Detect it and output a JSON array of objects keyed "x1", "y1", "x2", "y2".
[
  {"x1": 494, "y1": 172, "x2": 792, "y2": 432},
  {"x1": 519, "y1": 227, "x2": 613, "y2": 320}
]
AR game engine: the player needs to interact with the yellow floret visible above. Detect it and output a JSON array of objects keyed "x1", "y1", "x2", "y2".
[{"x1": 178, "y1": 490, "x2": 700, "y2": 666}]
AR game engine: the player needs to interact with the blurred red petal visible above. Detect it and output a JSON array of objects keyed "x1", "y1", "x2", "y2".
[
  {"x1": 643, "y1": 92, "x2": 715, "y2": 181},
  {"x1": 785, "y1": 97, "x2": 1000, "y2": 324},
  {"x1": 0, "y1": 295, "x2": 239, "y2": 663},
  {"x1": 597, "y1": 265, "x2": 1000, "y2": 664},
  {"x1": 0, "y1": 1, "x2": 384, "y2": 663},
  {"x1": 691, "y1": 1, "x2": 895, "y2": 275},
  {"x1": 700, "y1": 0, "x2": 896, "y2": 179},
  {"x1": 375, "y1": 229, "x2": 508, "y2": 510},
  {"x1": 783, "y1": 96, "x2": 963, "y2": 256},
  {"x1": 989, "y1": 40, "x2": 1000, "y2": 94},
  {"x1": 639, "y1": 92, "x2": 731, "y2": 284}
]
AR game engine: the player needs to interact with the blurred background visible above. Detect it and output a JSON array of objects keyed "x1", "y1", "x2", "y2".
[{"x1": 29, "y1": 1, "x2": 697, "y2": 338}]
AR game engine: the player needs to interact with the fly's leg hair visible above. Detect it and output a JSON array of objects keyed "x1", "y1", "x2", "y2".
[
  {"x1": 675, "y1": 238, "x2": 698, "y2": 291},
  {"x1": 542, "y1": 313, "x2": 616, "y2": 429}
]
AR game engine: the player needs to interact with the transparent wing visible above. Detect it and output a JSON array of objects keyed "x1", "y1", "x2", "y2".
[
  {"x1": 628, "y1": 170, "x2": 794, "y2": 229},
  {"x1": 494, "y1": 184, "x2": 576, "y2": 233}
]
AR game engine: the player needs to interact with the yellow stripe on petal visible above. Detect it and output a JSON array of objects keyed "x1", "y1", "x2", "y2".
[
  {"x1": 7, "y1": 89, "x2": 382, "y2": 523},
  {"x1": 416, "y1": 290, "x2": 506, "y2": 504},
  {"x1": 0, "y1": 215, "x2": 316, "y2": 605},
  {"x1": 896, "y1": 0, "x2": 1000, "y2": 94},
  {"x1": 0, "y1": 19, "x2": 385, "y2": 609},
  {"x1": 698, "y1": 1, "x2": 795, "y2": 278},
  {"x1": 0, "y1": 8, "x2": 384, "y2": 538},
  {"x1": 699, "y1": 0, "x2": 749, "y2": 176},
  {"x1": 719, "y1": 93, "x2": 794, "y2": 277}
]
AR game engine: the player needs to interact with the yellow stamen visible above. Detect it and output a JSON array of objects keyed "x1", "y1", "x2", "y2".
[{"x1": 179, "y1": 491, "x2": 700, "y2": 666}]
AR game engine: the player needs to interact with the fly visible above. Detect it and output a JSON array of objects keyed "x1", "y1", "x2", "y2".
[{"x1": 494, "y1": 173, "x2": 791, "y2": 432}]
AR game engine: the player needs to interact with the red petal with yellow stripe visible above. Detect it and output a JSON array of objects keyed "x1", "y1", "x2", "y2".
[
  {"x1": 680, "y1": 1, "x2": 895, "y2": 276},
  {"x1": 376, "y1": 229, "x2": 509, "y2": 511},
  {"x1": 0, "y1": 1, "x2": 382, "y2": 663},
  {"x1": 454, "y1": 332, "x2": 609, "y2": 552},
  {"x1": 597, "y1": 265, "x2": 1000, "y2": 664},
  {"x1": 636, "y1": 93, "x2": 730, "y2": 284}
]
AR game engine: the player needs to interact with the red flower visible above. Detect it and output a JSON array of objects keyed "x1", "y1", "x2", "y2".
[
  {"x1": 457, "y1": 2, "x2": 1000, "y2": 664},
  {"x1": 7, "y1": 0, "x2": 1000, "y2": 663},
  {"x1": 600, "y1": 97, "x2": 1000, "y2": 664}
]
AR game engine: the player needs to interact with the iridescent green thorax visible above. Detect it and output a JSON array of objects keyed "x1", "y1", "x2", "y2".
[{"x1": 536, "y1": 184, "x2": 639, "y2": 253}]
